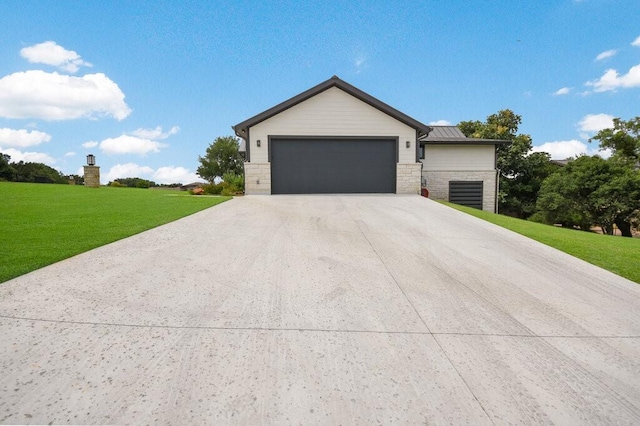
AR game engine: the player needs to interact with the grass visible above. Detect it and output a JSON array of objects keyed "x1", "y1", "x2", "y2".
[
  {"x1": 0, "y1": 182, "x2": 231, "y2": 283},
  {"x1": 440, "y1": 201, "x2": 640, "y2": 284}
]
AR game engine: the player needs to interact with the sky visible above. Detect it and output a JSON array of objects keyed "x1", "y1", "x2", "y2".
[{"x1": 0, "y1": 0, "x2": 639, "y2": 184}]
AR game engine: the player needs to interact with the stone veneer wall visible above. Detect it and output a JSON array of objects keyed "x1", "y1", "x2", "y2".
[
  {"x1": 396, "y1": 163, "x2": 422, "y2": 194},
  {"x1": 423, "y1": 170, "x2": 497, "y2": 212},
  {"x1": 83, "y1": 165, "x2": 100, "y2": 188},
  {"x1": 244, "y1": 162, "x2": 271, "y2": 195}
]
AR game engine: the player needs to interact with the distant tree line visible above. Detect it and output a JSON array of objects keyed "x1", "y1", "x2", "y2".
[
  {"x1": 459, "y1": 112, "x2": 640, "y2": 237},
  {"x1": 107, "y1": 178, "x2": 183, "y2": 188},
  {"x1": 0, "y1": 153, "x2": 73, "y2": 184},
  {"x1": 108, "y1": 177, "x2": 157, "y2": 188}
]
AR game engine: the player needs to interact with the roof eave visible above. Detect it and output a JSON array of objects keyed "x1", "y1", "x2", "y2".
[{"x1": 420, "y1": 138, "x2": 512, "y2": 145}]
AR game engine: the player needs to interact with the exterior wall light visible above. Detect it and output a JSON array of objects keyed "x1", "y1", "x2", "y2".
[
  {"x1": 256, "y1": 140, "x2": 261, "y2": 147},
  {"x1": 86, "y1": 154, "x2": 96, "y2": 166},
  {"x1": 406, "y1": 141, "x2": 411, "y2": 148}
]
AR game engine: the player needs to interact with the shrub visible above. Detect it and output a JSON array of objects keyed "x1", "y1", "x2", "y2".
[
  {"x1": 221, "y1": 172, "x2": 244, "y2": 195},
  {"x1": 202, "y1": 182, "x2": 223, "y2": 195}
]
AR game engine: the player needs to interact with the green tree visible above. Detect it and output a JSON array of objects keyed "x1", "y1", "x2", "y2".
[
  {"x1": 501, "y1": 152, "x2": 561, "y2": 218},
  {"x1": 535, "y1": 156, "x2": 640, "y2": 237},
  {"x1": 197, "y1": 136, "x2": 243, "y2": 183},
  {"x1": 0, "y1": 153, "x2": 16, "y2": 181},
  {"x1": 12, "y1": 161, "x2": 67, "y2": 184},
  {"x1": 534, "y1": 172, "x2": 592, "y2": 231},
  {"x1": 590, "y1": 117, "x2": 640, "y2": 162},
  {"x1": 459, "y1": 109, "x2": 556, "y2": 218},
  {"x1": 108, "y1": 177, "x2": 156, "y2": 188}
]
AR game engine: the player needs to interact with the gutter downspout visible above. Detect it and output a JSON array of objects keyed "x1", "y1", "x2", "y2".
[
  {"x1": 495, "y1": 169, "x2": 500, "y2": 214},
  {"x1": 232, "y1": 125, "x2": 250, "y2": 163},
  {"x1": 494, "y1": 145, "x2": 499, "y2": 213}
]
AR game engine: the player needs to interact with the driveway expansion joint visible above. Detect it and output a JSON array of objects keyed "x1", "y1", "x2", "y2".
[{"x1": 5, "y1": 314, "x2": 638, "y2": 339}]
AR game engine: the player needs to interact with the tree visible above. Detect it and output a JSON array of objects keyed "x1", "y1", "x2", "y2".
[
  {"x1": 535, "y1": 156, "x2": 640, "y2": 237},
  {"x1": 108, "y1": 177, "x2": 156, "y2": 188},
  {"x1": 500, "y1": 151, "x2": 561, "y2": 218},
  {"x1": 197, "y1": 136, "x2": 243, "y2": 183},
  {"x1": 458, "y1": 110, "x2": 556, "y2": 218},
  {"x1": 591, "y1": 117, "x2": 640, "y2": 163},
  {"x1": 11, "y1": 161, "x2": 67, "y2": 184},
  {"x1": 0, "y1": 152, "x2": 16, "y2": 181}
]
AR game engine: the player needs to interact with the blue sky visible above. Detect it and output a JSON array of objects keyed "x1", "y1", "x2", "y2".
[{"x1": 1, "y1": 0, "x2": 638, "y2": 183}]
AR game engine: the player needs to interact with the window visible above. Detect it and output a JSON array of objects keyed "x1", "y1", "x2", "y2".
[{"x1": 419, "y1": 144, "x2": 425, "y2": 159}]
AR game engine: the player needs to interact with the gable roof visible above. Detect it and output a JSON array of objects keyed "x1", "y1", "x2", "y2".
[
  {"x1": 419, "y1": 125, "x2": 511, "y2": 145},
  {"x1": 233, "y1": 76, "x2": 432, "y2": 139}
]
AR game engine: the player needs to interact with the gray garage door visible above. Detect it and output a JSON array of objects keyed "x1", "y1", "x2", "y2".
[
  {"x1": 270, "y1": 138, "x2": 396, "y2": 194},
  {"x1": 449, "y1": 181, "x2": 483, "y2": 209}
]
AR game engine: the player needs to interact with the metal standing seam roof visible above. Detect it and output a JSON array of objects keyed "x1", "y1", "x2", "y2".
[
  {"x1": 232, "y1": 76, "x2": 432, "y2": 139},
  {"x1": 425, "y1": 126, "x2": 467, "y2": 138},
  {"x1": 420, "y1": 126, "x2": 511, "y2": 145}
]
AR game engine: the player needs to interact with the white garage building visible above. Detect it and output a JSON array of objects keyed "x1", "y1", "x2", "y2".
[{"x1": 233, "y1": 76, "x2": 507, "y2": 212}]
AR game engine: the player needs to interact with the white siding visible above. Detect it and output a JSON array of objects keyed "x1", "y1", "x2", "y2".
[
  {"x1": 249, "y1": 87, "x2": 416, "y2": 163},
  {"x1": 422, "y1": 145, "x2": 495, "y2": 171}
]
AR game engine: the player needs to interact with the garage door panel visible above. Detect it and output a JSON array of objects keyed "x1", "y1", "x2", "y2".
[{"x1": 271, "y1": 138, "x2": 396, "y2": 194}]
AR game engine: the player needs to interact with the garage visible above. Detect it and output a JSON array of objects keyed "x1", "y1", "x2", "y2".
[
  {"x1": 270, "y1": 138, "x2": 397, "y2": 194},
  {"x1": 234, "y1": 76, "x2": 431, "y2": 195}
]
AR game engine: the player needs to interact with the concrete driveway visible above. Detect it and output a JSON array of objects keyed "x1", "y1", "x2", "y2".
[{"x1": 1, "y1": 195, "x2": 639, "y2": 424}]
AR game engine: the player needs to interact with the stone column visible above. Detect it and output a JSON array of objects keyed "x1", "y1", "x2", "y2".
[{"x1": 83, "y1": 165, "x2": 101, "y2": 188}]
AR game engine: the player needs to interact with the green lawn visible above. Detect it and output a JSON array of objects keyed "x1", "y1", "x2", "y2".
[
  {"x1": 440, "y1": 201, "x2": 640, "y2": 284},
  {"x1": 0, "y1": 182, "x2": 231, "y2": 283}
]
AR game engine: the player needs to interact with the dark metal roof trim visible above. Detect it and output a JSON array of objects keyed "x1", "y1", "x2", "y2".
[{"x1": 233, "y1": 76, "x2": 432, "y2": 139}]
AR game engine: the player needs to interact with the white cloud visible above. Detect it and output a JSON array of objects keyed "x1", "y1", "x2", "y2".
[
  {"x1": 99, "y1": 135, "x2": 167, "y2": 156},
  {"x1": 354, "y1": 55, "x2": 366, "y2": 74},
  {"x1": 102, "y1": 163, "x2": 200, "y2": 184},
  {"x1": 104, "y1": 163, "x2": 154, "y2": 183},
  {"x1": 578, "y1": 113, "x2": 614, "y2": 134},
  {"x1": 98, "y1": 126, "x2": 178, "y2": 156},
  {"x1": 130, "y1": 126, "x2": 179, "y2": 140},
  {"x1": 20, "y1": 41, "x2": 91, "y2": 73},
  {"x1": 0, "y1": 70, "x2": 131, "y2": 120},
  {"x1": 595, "y1": 49, "x2": 617, "y2": 61},
  {"x1": 632, "y1": 36, "x2": 640, "y2": 47},
  {"x1": 64, "y1": 151, "x2": 76, "y2": 157},
  {"x1": 0, "y1": 146, "x2": 56, "y2": 164},
  {"x1": 553, "y1": 87, "x2": 571, "y2": 96},
  {"x1": 532, "y1": 140, "x2": 611, "y2": 160},
  {"x1": 82, "y1": 141, "x2": 99, "y2": 148},
  {"x1": 586, "y1": 64, "x2": 640, "y2": 92},
  {"x1": 153, "y1": 166, "x2": 200, "y2": 184},
  {"x1": 532, "y1": 140, "x2": 588, "y2": 159},
  {"x1": 428, "y1": 120, "x2": 452, "y2": 126},
  {"x1": 0, "y1": 127, "x2": 51, "y2": 148}
]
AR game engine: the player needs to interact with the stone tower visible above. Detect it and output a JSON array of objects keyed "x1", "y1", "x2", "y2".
[{"x1": 83, "y1": 154, "x2": 100, "y2": 188}]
